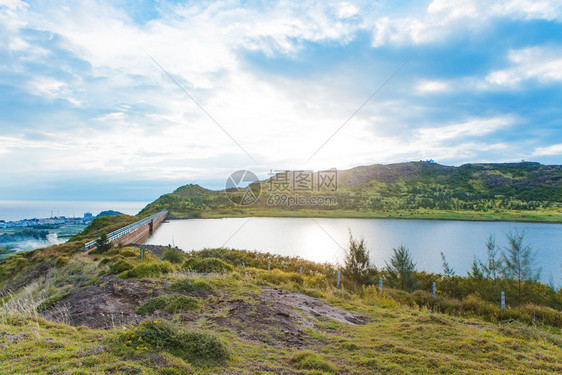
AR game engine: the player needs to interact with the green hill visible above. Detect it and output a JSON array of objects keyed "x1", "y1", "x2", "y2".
[{"x1": 140, "y1": 161, "x2": 562, "y2": 222}]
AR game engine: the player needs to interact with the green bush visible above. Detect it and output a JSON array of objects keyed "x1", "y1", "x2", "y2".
[
  {"x1": 291, "y1": 351, "x2": 335, "y2": 372},
  {"x1": 182, "y1": 257, "x2": 233, "y2": 274},
  {"x1": 121, "y1": 262, "x2": 172, "y2": 279},
  {"x1": 136, "y1": 296, "x2": 168, "y2": 314},
  {"x1": 118, "y1": 320, "x2": 229, "y2": 365},
  {"x1": 254, "y1": 269, "x2": 303, "y2": 286},
  {"x1": 170, "y1": 278, "x2": 212, "y2": 294},
  {"x1": 109, "y1": 259, "x2": 135, "y2": 274},
  {"x1": 55, "y1": 256, "x2": 69, "y2": 268},
  {"x1": 165, "y1": 295, "x2": 199, "y2": 313},
  {"x1": 136, "y1": 294, "x2": 199, "y2": 314},
  {"x1": 163, "y1": 248, "x2": 184, "y2": 264}
]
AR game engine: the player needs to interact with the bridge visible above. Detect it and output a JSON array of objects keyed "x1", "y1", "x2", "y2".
[{"x1": 84, "y1": 210, "x2": 168, "y2": 251}]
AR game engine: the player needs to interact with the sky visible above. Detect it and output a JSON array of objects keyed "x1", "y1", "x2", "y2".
[{"x1": 1, "y1": 0, "x2": 562, "y2": 201}]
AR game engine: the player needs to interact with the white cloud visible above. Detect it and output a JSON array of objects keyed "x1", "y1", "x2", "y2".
[
  {"x1": 371, "y1": 0, "x2": 562, "y2": 47},
  {"x1": 337, "y1": 2, "x2": 359, "y2": 19},
  {"x1": 417, "y1": 116, "x2": 515, "y2": 142},
  {"x1": 416, "y1": 80, "x2": 450, "y2": 93},
  {"x1": 27, "y1": 77, "x2": 82, "y2": 106},
  {"x1": 486, "y1": 47, "x2": 562, "y2": 87},
  {"x1": 0, "y1": 0, "x2": 560, "y2": 193},
  {"x1": 532, "y1": 144, "x2": 562, "y2": 156}
]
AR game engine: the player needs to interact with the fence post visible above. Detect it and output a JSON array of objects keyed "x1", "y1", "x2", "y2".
[
  {"x1": 268, "y1": 263, "x2": 270, "y2": 271},
  {"x1": 141, "y1": 247, "x2": 144, "y2": 259},
  {"x1": 501, "y1": 291, "x2": 505, "y2": 310},
  {"x1": 242, "y1": 262, "x2": 245, "y2": 269},
  {"x1": 299, "y1": 266, "x2": 302, "y2": 277},
  {"x1": 337, "y1": 271, "x2": 341, "y2": 288},
  {"x1": 379, "y1": 277, "x2": 382, "y2": 291},
  {"x1": 432, "y1": 282, "x2": 436, "y2": 299}
]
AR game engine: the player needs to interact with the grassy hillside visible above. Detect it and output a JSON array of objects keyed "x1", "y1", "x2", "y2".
[
  {"x1": 139, "y1": 161, "x2": 562, "y2": 222},
  {"x1": 1, "y1": 246, "x2": 561, "y2": 374},
  {"x1": 1, "y1": 217, "x2": 561, "y2": 374}
]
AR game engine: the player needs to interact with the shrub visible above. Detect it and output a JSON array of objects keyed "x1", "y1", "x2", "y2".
[
  {"x1": 109, "y1": 259, "x2": 135, "y2": 274},
  {"x1": 121, "y1": 262, "x2": 172, "y2": 279},
  {"x1": 136, "y1": 295, "x2": 199, "y2": 314},
  {"x1": 182, "y1": 257, "x2": 233, "y2": 274},
  {"x1": 118, "y1": 321, "x2": 229, "y2": 365},
  {"x1": 170, "y1": 278, "x2": 212, "y2": 294},
  {"x1": 163, "y1": 248, "x2": 184, "y2": 264},
  {"x1": 291, "y1": 351, "x2": 335, "y2": 372},
  {"x1": 254, "y1": 269, "x2": 303, "y2": 286},
  {"x1": 55, "y1": 256, "x2": 69, "y2": 268},
  {"x1": 164, "y1": 295, "x2": 199, "y2": 313},
  {"x1": 136, "y1": 296, "x2": 168, "y2": 314}
]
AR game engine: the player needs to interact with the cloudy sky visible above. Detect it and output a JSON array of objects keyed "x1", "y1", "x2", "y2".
[{"x1": 1, "y1": 0, "x2": 562, "y2": 201}]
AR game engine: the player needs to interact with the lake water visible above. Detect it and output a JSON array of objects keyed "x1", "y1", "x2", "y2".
[
  {"x1": 0, "y1": 200, "x2": 149, "y2": 221},
  {"x1": 146, "y1": 217, "x2": 562, "y2": 286}
]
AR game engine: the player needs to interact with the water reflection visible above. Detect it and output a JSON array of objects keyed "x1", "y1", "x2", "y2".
[{"x1": 145, "y1": 217, "x2": 562, "y2": 286}]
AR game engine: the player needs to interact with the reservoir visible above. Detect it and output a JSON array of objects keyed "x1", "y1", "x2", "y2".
[{"x1": 146, "y1": 217, "x2": 562, "y2": 287}]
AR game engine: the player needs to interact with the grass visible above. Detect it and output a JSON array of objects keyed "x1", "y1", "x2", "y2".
[
  {"x1": 197, "y1": 208, "x2": 562, "y2": 223},
  {"x1": 1, "y1": 278, "x2": 561, "y2": 374},
  {"x1": 0, "y1": 215, "x2": 561, "y2": 374},
  {"x1": 136, "y1": 294, "x2": 199, "y2": 314}
]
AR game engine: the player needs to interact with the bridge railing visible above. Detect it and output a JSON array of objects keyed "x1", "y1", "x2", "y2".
[{"x1": 84, "y1": 210, "x2": 168, "y2": 250}]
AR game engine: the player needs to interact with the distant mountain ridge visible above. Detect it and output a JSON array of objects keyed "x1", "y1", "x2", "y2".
[{"x1": 139, "y1": 161, "x2": 562, "y2": 222}]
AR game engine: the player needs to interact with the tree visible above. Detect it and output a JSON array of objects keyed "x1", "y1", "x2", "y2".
[
  {"x1": 95, "y1": 233, "x2": 112, "y2": 253},
  {"x1": 467, "y1": 257, "x2": 484, "y2": 279},
  {"x1": 385, "y1": 245, "x2": 417, "y2": 291},
  {"x1": 440, "y1": 251, "x2": 455, "y2": 277},
  {"x1": 502, "y1": 229, "x2": 541, "y2": 303},
  {"x1": 342, "y1": 231, "x2": 376, "y2": 286},
  {"x1": 479, "y1": 234, "x2": 502, "y2": 280}
]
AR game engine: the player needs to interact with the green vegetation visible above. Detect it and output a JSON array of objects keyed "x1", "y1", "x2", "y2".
[
  {"x1": 116, "y1": 320, "x2": 229, "y2": 365},
  {"x1": 94, "y1": 233, "x2": 111, "y2": 253},
  {"x1": 0, "y1": 217, "x2": 561, "y2": 374},
  {"x1": 385, "y1": 246, "x2": 417, "y2": 291},
  {"x1": 182, "y1": 257, "x2": 234, "y2": 273},
  {"x1": 291, "y1": 351, "x2": 336, "y2": 372},
  {"x1": 162, "y1": 247, "x2": 184, "y2": 264},
  {"x1": 169, "y1": 278, "x2": 213, "y2": 294},
  {"x1": 139, "y1": 162, "x2": 562, "y2": 222},
  {"x1": 341, "y1": 232, "x2": 377, "y2": 287},
  {"x1": 136, "y1": 295, "x2": 199, "y2": 314},
  {"x1": 121, "y1": 262, "x2": 172, "y2": 279}
]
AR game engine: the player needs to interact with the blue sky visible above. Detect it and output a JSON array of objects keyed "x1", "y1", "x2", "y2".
[{"x1": 1, "y1": 0, "x2": 562, "y2": 201}]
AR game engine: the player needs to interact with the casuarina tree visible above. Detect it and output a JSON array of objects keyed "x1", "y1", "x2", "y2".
[
  {"x1": 502, "y1": 230, "x2": 541, "y2": 303},
  {"x1": 342, "y1": 231, "x2": 376, "y2": 286},
  {"x1": 385, "y1": 245, "x2": 417, "y2": 291}
]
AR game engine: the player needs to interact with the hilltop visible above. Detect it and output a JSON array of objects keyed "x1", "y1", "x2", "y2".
[
  {"x1": 140, "y1": 161, "x2": 562, "y2": 222},
  {"x1": 0, "y1": 215, "x2": 561, "y2": 374}
]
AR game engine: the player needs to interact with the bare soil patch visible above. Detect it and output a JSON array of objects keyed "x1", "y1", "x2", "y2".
[{"x1": 42, "y1": 276, "x2": 167, "y2": 329}]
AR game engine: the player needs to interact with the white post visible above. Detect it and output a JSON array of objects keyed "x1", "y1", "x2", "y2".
[
  {"x1": 299, "y1": 266, "x2": 302, "y2": 277},
  {"x1": 268, "y1": 263, "x2": 270, "y2": 271},
  {"x1": 379, "y1": 277, "x2": 383, "y2": 291}
]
